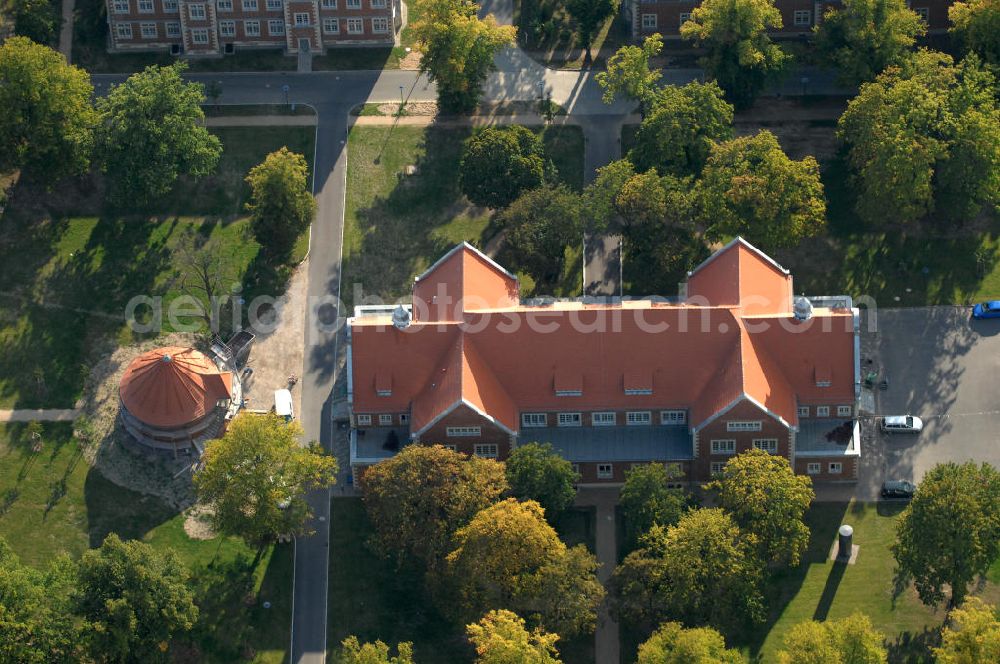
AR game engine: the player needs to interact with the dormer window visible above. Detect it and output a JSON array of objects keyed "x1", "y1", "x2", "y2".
[
  {"x1": 554, "y1": 369, "x2": 582, "y2": 397},
  {"x1": 814, "y1": 364, "x2": 832, "y2": 388},
  {"x1": 624, "y1": 369, "x2": 652, "y2": 396},
  {"x1": 375, "y1": 370, "x2": 392, "y2": 397}
]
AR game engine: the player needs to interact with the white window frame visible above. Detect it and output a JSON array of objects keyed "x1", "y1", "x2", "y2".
[
  {"x1": 558, "y1": 412, "x2": 582, "y2": 427},
  {"x1": 346, "y1": 17, "x2": 363, "y2": 33},
  {"x1": 113, "y1": 0, "x2": 129, "y2": 13},
  {"x1": 806, "y1": 462, "x2": 821, "y2": 475},
  {"x1": 166, "y1": 21, "x2": 181, "y2": 36},
  {"x1": 727, "y1": 421, "x2": 762, "y2": 432},
  {"x1": 597, "y1": 463, "x2": 613, "y2": 479},
  {"x1": 219, "y1": 20, "x2": 236, "y2": 37},
  {"x1": 592, "y1": 411, "x2": 616, "y2": 426},
  {"x1": 268, "y1": 19, "x2": 285, "y2": 35},
  {"x1": 913, "y1": 6, "x2": 928, "y2": 21},
  {"x1": 626, "y1": 411, "x2": 652, "y2": 426},
  {"x1": 140, "y1": 22, "x2": 157, "y2": 38},
  {"x1": 710, "y1": 439, "x2": 736, "y2": 455},
  {"x1": 816, "y1": 406, "x2": 830, "y2": 417},
  {"x1": 474, "y1": 443, "x2": 498, "y2": 458},
  {"x1": 793, "y1": 10, "x2": 812, "y2": 26},
  {"x1": 624, "y1": 388, "x2": 652, "y2": 396},
  {"x1": 829, "y1": 462, "x2": 843, "y2": 474},
  {"x1": 679, "y1": 12, "x2": 691, "y2": 26},
  {"x1": 266, "y1": 0, "x2": 282, "y2": 9},
  {"x1": 378, "y1": 414, "x2": 392, "y2": 426},
  {"x1": 163, "y1": 0, "x2": 178, "y2": 9},
  {"x1": 641, "y1": 13, "x2": 657, "y2": 29},
  {"x1": 710, "y1": 461, "x2": 725, "y2": 475},
  {"x1": 323, "y1": 17, "x2": 339, "y2": 33},
  {"x1": 356, "y1": 414, "x2": 371, "y2": 425},
  {"x1": 244, "y1": 19, "x2": 260, "y2": 36},
  {"x1": 346, "y1": 0, "x2": 361, "y2": 7},
  {"x1": 399, "y1": 413, "x2": 409, "y2": 424},
  {"x1": 217, "y1": 0, "x2": 233, "y2": 10},
  {"x1": 242, "y1": 0, "x2": 259, "y2": 10},
  {"x1": 115, "y1": 22, "x2": 133, "y2": 38},
  {"x1": 521, "y1": 413, "x2": 547, "y2": 428},
  {"x1": 446, "y1": 426, "x2": 481, "y2": 437},
  {"x1": 189, "y1": 3, "x2": 206, "y2": 19},
  {"x1": 137, "y1": 0, "x2": 154, "y2": 12},
  {"x1": 371, "y1": 0, "x2": 386, "y2": 7},
  {"x1": 371, "y1": 16, "x2": 389, "y2": 33},
  {"x1": 753, "y1": 438, "x2": 779, "y2": 454},
  {"x1": 660, "y1": 410, "x2": 686, "y2": 425},
  {"x1": 797, "y1": 405, "x2": 809, "y2": 418},
  {"x1": 294, "y1": 12, "x2": 310, "y2": 26},
  {"x1": 321, "y1": 0, "x2": 337, "y2": 7},
  {"x1": 837, "y1": 405, "x2": 853, "y2": 417}
]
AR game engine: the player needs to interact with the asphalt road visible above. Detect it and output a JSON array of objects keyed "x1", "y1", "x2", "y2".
[{"x1": 89, "y1": 56, "x2": 855, "y2": 664}]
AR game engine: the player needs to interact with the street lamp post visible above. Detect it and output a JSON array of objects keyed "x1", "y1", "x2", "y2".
[
  {"x1": 282, "y1": 84, "x2": 290, "y2": 105},
  {"x1": 399, "y1": 85, "x2": 404, "y2": 113}
]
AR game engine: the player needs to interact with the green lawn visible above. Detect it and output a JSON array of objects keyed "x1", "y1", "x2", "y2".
[
  {"x1": 0, "y1": 126, "x2": 315, "y2": 409},
  {"x1": 515, "y1": 0, "x2": 627, "y2": 68},
  {"x1": 342, "y1": 124, "x2": 585, "y2": 309},
  {"x1": 328, "y1": 498, "x2": 597, "y2": 663},
  {"x1": 0, "y1": 423, "x2": 291, "y2": 663}
]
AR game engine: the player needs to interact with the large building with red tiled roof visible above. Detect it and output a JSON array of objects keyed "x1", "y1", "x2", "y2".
[{"x1": 347, "y1": 238, "x2": 861, "y2": 484}]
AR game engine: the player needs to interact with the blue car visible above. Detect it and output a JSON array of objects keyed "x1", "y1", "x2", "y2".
[{"x1": 973, "y1": 301, "x2": 1000, "y2": 319}]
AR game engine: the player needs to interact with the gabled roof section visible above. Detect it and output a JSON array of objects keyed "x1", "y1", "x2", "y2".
[
  {"x1": 410, "y1": 332, "x2": 517, "y2": 436},
  {"x1": 412, "y1": 242, "x2": 519, "y2": 322},
  {"x1": 686, "y1": 237, "x2": 793, "y2": 315},
  {"x1": 691, "y1": 320, "x2": 797, "y2": 431}
]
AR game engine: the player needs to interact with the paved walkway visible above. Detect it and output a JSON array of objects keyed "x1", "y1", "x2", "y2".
[
  {"x1": 58, "y1": 0, "x2": 74, "y2": 61},
  {"x1": 0, "y1": 409, "x2": 80, "y2": 422},
  {"x1": 202, "y1": 115, "x2": 318, "y2": 126},
  {"x1": 577, "y1": 487, "x2": 621, "y2": 664}
]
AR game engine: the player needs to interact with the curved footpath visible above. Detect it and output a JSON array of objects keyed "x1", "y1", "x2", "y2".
[{"x1": 89, "y1": 54, "x2": 850, "y2": 664}]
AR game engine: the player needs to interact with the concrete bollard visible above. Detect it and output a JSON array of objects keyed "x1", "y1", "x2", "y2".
[{"x1": 838, "y1": 524, "x2": 854, "y2": 560}]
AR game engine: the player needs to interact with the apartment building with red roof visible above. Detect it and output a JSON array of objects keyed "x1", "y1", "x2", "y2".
[{"x1": 347, "y1": 238, "x2": 861, "y2": 485}]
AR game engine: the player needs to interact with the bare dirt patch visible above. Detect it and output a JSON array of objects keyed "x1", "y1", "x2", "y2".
[{"x1": 183, "y1": 504, "x2": 217, "y2": 540}]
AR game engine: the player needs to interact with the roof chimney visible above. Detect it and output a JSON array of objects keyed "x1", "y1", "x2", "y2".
[
  {"x1": 793, "y1": 296, "x2": 813, "y2": 321},
  {"x1": 392, "y1": 305, "x2": 411, "y2": 330}
]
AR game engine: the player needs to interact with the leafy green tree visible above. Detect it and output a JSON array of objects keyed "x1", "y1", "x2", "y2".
[
  {"x1": 815, "y1": 0, "x2": 926, "y2": 85},
  {"x1": 75, "y1": 534, "x2": 197, "y2": 663},
  {"x1": 445, "y1": 499, "x2": 605, "y2": 637},
  {"x1": 934, "y1": 598, "x2": 1000, "y2": 663},
  {"x1": 619, "y1": 463, "x2": 687, "y2": 551},
  {"x1": 460, "y1": 126, "x2": 548, "y2": 209},
  {"x1": 503, "y1": 184, "x2": 583, "y2": 286},
  {"x1": 0, "y1": 37, "x2": 96, "y2": 182},
  {"x1": 245, "y1": 147, "x2": 317, "y2": 263},
  {"x1": 583, "y1": 159, "x2": 636, "y2": 231},
  {"x1": 505, "y1": 442, "x2": 578, "y2": 523},
  {"x1": 467, "y1": 609, "x2": 562, "y2": 664},
  {"x1": 596, "y1": 34, "x2": 663, "y2": 112},
  {"x1": 194, "y1": 413, "x2": 337, "y2": 549},
  {"x1": 566, "y1": 0, "x2": 615, "y2": 50},
  {"x1": 412, "y1": 0, "x2": 516, "y2": 113},
  {"x1": 630, "y1": 81, "x2": 734, "y2": 177},
  {"x1": 777, "y1": 613, "x2": 887, "y2": 664},
  {"x1": 616, "y1": 170, "x2": 669, "y2": 230},
  {"x1": 360, "y1": 445, "x2": 508, "y2": 571},
  {"x1": 949, "y1": 0, "x2": 1000, "y2": 66},
  {"x1": 0, "y1": 539, "x2": 81, "y2": 663},
  {"x1": 611, "y1": 508, "x2": 764, "y2": 630},
  {"x1": 637, "y1": 622, "x2": 744, "y2": 664},
  {"x1": 13, "y1": 0, "x2": 59, "y2": 45},
  {"x1": 893, "y1": 462, "x2": 1000, "y2": 608},
  {"x1": 96, "y1": 63, "x2": 221, "y2": 205},
  {"x1": 707, "y1": 448, "x2": 814, "y2": 567},
  {"x1": 339, "y1": 636, "x2": 415, "y2": 663},
  {"x1": 697, "y1": 130, "x2": 826, "y2": 250},
  {"x1": 680, "y1": 0, "x2": 789, "y2": 108},
  {"x1": 838, "y1": 50, "x2": 1000, "y2": 225}
]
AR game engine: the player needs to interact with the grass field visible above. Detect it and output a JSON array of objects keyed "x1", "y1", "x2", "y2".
[
  {"x1": 515, "y1": 0, "x2": 627, "y2": 69},
  {"x1": 0, "y1": 126, "x2": 315, "y2": 409},
  {"x1": 0, "y1": 423, "x2": 291, "y2": 663},
  {"x1": 342, "y1": 124, "x2": 585, "y2": 309},
  {"x1": 327, "y1": 498, "x2": 597, "y2": 663}
]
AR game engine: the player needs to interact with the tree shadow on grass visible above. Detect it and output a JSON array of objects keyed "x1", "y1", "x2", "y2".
[{"x1": 886, "y1": 625, "x2": 940, "y2": 664}]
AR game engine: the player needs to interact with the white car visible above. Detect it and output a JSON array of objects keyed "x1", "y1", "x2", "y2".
[{"x1": 881, "y1": 415, "x2": 923, "y2": 433}]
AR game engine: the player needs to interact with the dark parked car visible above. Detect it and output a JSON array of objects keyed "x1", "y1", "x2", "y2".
[
  {"x1": 881, "y1": 480, "x2": 916, "y2": 499},
  {"x1": 972, "y1": 301, "x2": 1000, "y2": 319}
]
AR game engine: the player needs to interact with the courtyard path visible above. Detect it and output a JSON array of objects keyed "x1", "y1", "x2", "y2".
[
  {"x1": 0, "y1": 409, "x2": 80, "y2": 422},
  {"x1": 202, "y1": 115, "x2": 318, "y2": 126},
  {"x1": 58, "y1": 0, "x2": 74, "y2": 62},
  {"x1": 577, "y1": 486, "x2": 622, "y2": 664}
]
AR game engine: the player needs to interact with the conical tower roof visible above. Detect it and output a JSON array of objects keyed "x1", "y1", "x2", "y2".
[{"x1": 119, "y1": 346, "x2": 233, "y2": 428}]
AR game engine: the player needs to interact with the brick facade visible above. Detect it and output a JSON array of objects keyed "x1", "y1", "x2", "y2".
[
  {"x1": 105, "y1": 0, "x2": 400, "y2": 56},
  {"x1": 627, "y1": 0, "x2": 953, "y2": 40}
]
